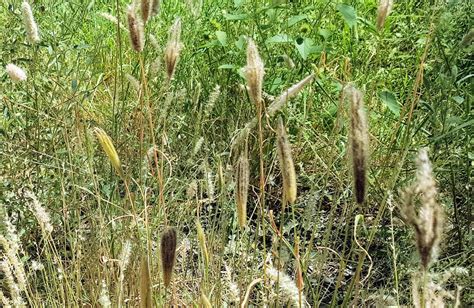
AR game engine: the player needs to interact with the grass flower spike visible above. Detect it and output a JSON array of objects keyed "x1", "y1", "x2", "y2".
[
  {"x1": 276, "y1": 117, "x2": 297, "y2": 205},
  {"x1": 160, "y1": 227, "x2": 177, "y2": 288},
  {"x1": 245, "y1": 39, "x2": 264, "y2": 105},
  {"x1": 6, "y1": 64, "x2": 27, "y2": 82},
  {"x1": 21, "y1": 1, "x2": 40, "y2": 43},
  {"x1": 164, "y1": 17, "x2": 183, "y2": 81},
  {"x1": 94, "y1": 128, "x2": 124, "y2": 177},
  {"x1": 345, "y1": 85, "x2": 369, "y2": 204},
  {"x1": 127, "y1": 4, "x2": 144, "y2": 52}
]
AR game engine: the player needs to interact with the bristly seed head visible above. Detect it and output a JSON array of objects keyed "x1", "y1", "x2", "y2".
[
  {"x1": 127, "y1": 5, "x2": 144, "y2": 52},
  {"x1": 94, "y1": 127, "x2": 123, "y2": 177},
  {"x1": 401, "y1": 148, "x2": 444, "y2": 270},
  {"x1": 345, "y1": 85, "x2": 369, "y2": 204},
  {"x1": 5, "y1": 64, "x2": 27, "y2": 82},
  {"x1": 245, "y1": 39, "x2": 264, "y2": 105},
  {"x1": 160, "y1": 227, "x2": 177, "y2": 288},
  {"x1": 276, "y1": 117, "x2": 297, "y2": 206},
  {"x1": 376, "y1": 0, "x2": 393, "y2": 31},
  {"x1": 164, "y1": 17, "x2": 183, "y2": 81},
  {"x1": 235, "y1": 137, "x2": 249, "y2": 228},
  {"x1": 21, "y1": 1, "x2": 40, "y2": 44},
  {"x1": 141, "y1": 0, "x2": 151, "y2": 24},
  {"x1": 151, "y1": 0, "x2": 160, "y2": 17}
]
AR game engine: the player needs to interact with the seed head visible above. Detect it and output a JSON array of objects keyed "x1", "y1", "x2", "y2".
[
  {"x1": 127, "y1": 5, "x2": 144, "y2": 52},
  {"x1": 21, "y1": 1, "x2": 40, "y2": 44},
  {"x1": 376, "y1": 0, "x2": 393, "y2": 31},
  {"x1": 139, "y1": 256, "x2": 152, "y2": 308},
  {"x1": 401, "y1": 148, "x2": 444, "y2": 270},
  {"x1": 235, "y1": 138, "x2": 249, "y2": 228},
  {"x1": 160, "y1": 227, "x2": 177, "y2": 288},
  {"x1": 196, "y1": 220, "x2": 209, "y2": 265},
  {"x1": 94, "y1": 127, "x2": 123, "y2": 177},
  {"x1": 164, "y1": 17, "x2": 183, "y2": 81},
  {"x1": 345, "y1": 85, "x2": 369, "y2": 204},
  {"x1": 245, "y1": 39, "x2": 264, "y2": 105},
  {"x1": 141, "y1": 0, "x2": 151, "y2": 23},
  {"x1": 151, "y1": 0, "x2": 160, "y2": 16},
  {"x1": 5, "y1": 64, "x2": 27, "y2": 82},
  {"x1": 276, "y1": 117, "x2": 297, "y2": 205}
]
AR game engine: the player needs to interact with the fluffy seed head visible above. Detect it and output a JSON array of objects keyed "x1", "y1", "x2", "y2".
[
  {"x1": 160, "y1": 227, "x2": 177, "y2": 288},
  {"x1": 151, "y1": 0, "x2": 160, "y2": 16},
  {"x1": 164, "y1": 17, "x2": 183, "y2": 81},
  {"x1": 235, "y1": 138, "x2": 249, "y2": 228},
  {"x1": 276, "y1": 117, "x2": 297, "y2": 205},
  {"x1": 345, "y1": 85, "x2": 369, "y2": 204},
  {"x1": 25, "y1": 190, "x2": 53, "y2": 235},
  {"x1": 98, "y1": 280, "x2": 111, "y2": 308},
  {"x1": 245, "y1": 39, "x2": 264, "y2": 105},
  {"x1": 376, "y1": 0, "x2": 393, "y2": 31},
  {"x1": 21, "y1": 1, "x2": 40, "y2": 44},
  {"x1": 401, "y1": 148, "x2": 444, "y2": 270},
  {"x1": 266, "y1": 266, "x2": 308, "y2": 307},
  {"x1": 139, "y1": 256, "x2": 152, "y2": 308},
  {"x1": 141, "y1": 0, "x2": 151, "y2": 23},
  {"x1": 94, "y1": 128, "x2": 123, "y2": 177},
  {"x1": 127, "y1": 5, "x2": 144, "y2": 52},
  {"x1": 6, "y1": 64, "x2": 27, "y2": 82}
]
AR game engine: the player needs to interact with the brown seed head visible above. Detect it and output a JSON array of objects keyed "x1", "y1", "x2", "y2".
[
  {"x1": 164, "y1": 18, "x2": 183, "y2": 81},
  {"x1": 141, "y1": 0, "x2": 151, "y2": 23},
  {"x1": 127, "y1": 5, "x2": 144, "y2": 52},
  {"x1": 151, "y1": 0, "x2": 160, "y2": 16},
  {"x1": 276, "y1": 117, "x2": 297, "y2": 205},
  {"x1": 345, "y1": 85, "x2": 369, "y2": 204},
  {"x1": 245, "y1": 39, "x2": 264, "y2": 105},
  {"x1": 160, "y1": 227, "x2": 177, "y2": 288},
  {"x1": 376, "y1": 0, "x2": 393, "y2": 31},
  {"x1": 401, "y1": 149, "x2": 444, "y2": 270},
  {"x1": 139, "y1": 256, "x2": 152, "y2": 308},
  {"x1": 235, "y1": 138, "x2": 249, "y2": 228}
]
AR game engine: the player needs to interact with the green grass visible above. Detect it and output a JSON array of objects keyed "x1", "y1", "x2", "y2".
[{"x1": 1, "y1": 0, "x2": 472, "y2": 306}]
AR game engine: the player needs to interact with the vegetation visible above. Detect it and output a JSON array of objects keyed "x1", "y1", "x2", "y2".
[{"x1": 1, "y1": 0, "x2": 472, "y2": 306}]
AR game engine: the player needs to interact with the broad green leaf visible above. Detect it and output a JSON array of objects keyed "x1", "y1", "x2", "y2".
[
  {"x1": 337, "y1": 4, "x2": 357, "y2": 28},
  {"x1": 235, "y1": 35, "x2": 246, "y2": 50},
  {"x1": 216, "y1": 31, "x2": 227, "y2": 46},
  {"x1": 266, "y1": 34, "x2": 293, "y2": 44},
  {"x1": 295, "y1": 38, "x2": 321, "y2": 60},
  {"x1": 318, "y1": 28, "x2": 332, "y2": 40},
  {"x1": 288, "y1": 14, "x2": 308, "y2": 27},
  {"x1": 379, "y1": 90, "x2": 400, "y2": 116}
]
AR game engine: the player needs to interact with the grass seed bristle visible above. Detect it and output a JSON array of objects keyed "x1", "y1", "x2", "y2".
[{"x1": 160, "y1": 227, "x2": 177, "y2": 288}]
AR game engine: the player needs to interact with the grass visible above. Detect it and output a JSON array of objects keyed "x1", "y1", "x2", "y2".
[{"x1": 1, "y1": 0, "x2": 472, "y2": 307}]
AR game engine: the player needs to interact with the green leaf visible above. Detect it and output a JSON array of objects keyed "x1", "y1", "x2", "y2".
[
  {"x1": 295, "y1": 38, "x2": 321, "y2": 60},
  {"x1": 288, "y1": 14, "x2": 308, "y2": 27},
  {"x1": 234, "y1": 0, "x2": 245, "y2": 8},
  {"x1": 318, "y1": 28, "x2": 332, "y2": 40},
  {"x1": 379, "y1": 90, "x2": 400, "y2": 116},
  {"x1": 218, "y1": 64, "x2": 236, "y2": 70},
  {"x1": 235, "y1": 35, "x2": 246, "y2": 50},
  {"x1": 224, "y1": 13, "x2": 249, "y2": 21},
  {"x1": 266, "y1": 34, "x2": 293, "y2": 44},
  {"x1": 216, "y1": 31, "x2": 227, "y2": 46},
  {"x1": 337, "y1": 4, "x2": 357, "y2": 28}
]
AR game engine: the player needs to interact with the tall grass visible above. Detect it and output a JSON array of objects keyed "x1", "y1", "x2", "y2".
[{"x1": 1, "y1": 0, "x2": 471, "y2": 307}]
